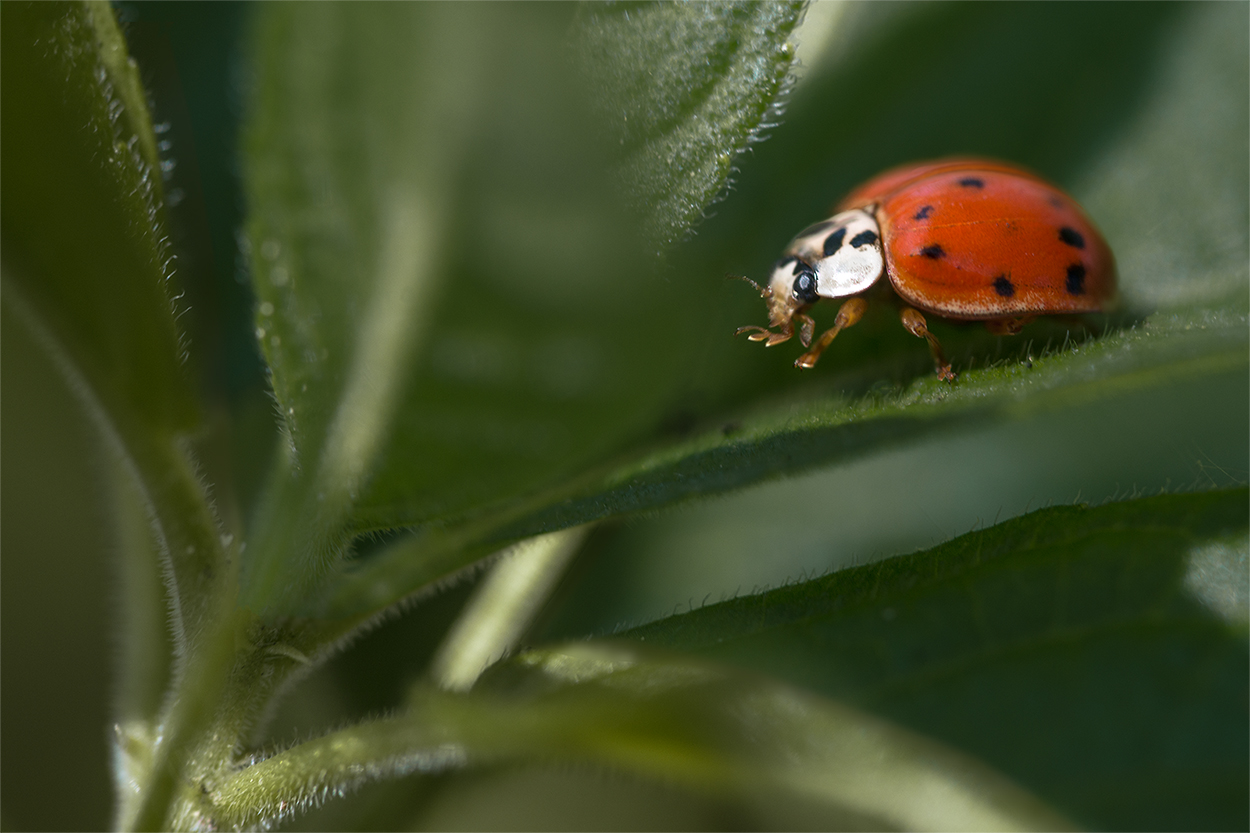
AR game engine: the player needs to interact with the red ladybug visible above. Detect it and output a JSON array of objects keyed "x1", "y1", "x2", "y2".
[{"x1": 736, "y1": 158, "x2": 1117, "y2": 381}]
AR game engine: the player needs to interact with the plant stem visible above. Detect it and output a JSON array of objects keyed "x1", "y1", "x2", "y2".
[{"x1": 429, "y1": 527, "x2": 589, "y2": 691}]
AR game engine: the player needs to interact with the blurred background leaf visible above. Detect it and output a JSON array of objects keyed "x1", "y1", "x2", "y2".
[
  {"x1": 243, "y1": 2, "x2": 802, "y2": 551},
  {"x1": 215, "y1": 643, "x2": 1074, "y2": 832},
  {"x1": 0, "y1": 0, "x2": 238, "y2": 700},
  {"x1": 1, "y1": 3, "x2": 225, "y2": 829},
  {"x1": 234, "y1": 3, "x2": 802, "y2": 613},
  {"x1": 1, "y1": 306, "x2": 115, "y2": 830},
  {"x1": 0, "y1": 1, "x2": 199, "y2": 452}
]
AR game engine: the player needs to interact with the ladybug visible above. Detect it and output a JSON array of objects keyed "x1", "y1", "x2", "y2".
[{"x1": 736, "y1": 158, "x2": 1116, "y2": 381}]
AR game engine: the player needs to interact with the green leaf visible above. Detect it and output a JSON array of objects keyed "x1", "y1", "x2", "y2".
[
  {"x1": 574, "y1": 2, "x2": 804, "y2": 251},
  {"x1": 619, "y1": 488, "x2": 1250, "y2": 831},
  {"x1": 1, "y1": 1, "x2": 194, "y2": 443},
  {"x1": 0, "y1": 8, "x2": 253, "y2": 831},
  {"x1": 0, "y1": 0, "x2": 228, "y2": 686},
  {"x1": 239, "y1": 3, "x2": 803, "y2": 609},
  {"x1": 209, "y1": 643, "x2": 1071, "y2": 832},
  {"x1": 312, "y1": 306, "x2": 1244, "y2": 624}
]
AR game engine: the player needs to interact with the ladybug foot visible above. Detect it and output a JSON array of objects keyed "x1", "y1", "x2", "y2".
[
  {"x1": 900, "y1": 306, "x2": 957, "y2": 383},
  {"x1": 735, "y1": 324, "x2": 769, "y2": 341},
  {"x1": 735, "y1": 325, "x2": 792, "y2": 347}
]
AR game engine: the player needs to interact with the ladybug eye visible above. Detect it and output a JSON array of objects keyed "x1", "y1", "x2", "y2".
[{"x1": 792, "y1": 269, "x2": 819, "y2": 303}]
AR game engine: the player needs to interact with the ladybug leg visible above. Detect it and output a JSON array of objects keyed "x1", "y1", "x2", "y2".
[
  {"x1": 735, "y1": 324, "x2": 771, "y2": 340},
  {"x1": 795, "y1": 298, "x2": 867, "y2": 369},
  {"x1": 795, "y1": 313, "x2": 816, "y2": 347},
  {"x1": 985, "y1": 315, "x2": 1035, "y2": 336},
  {"x1": 899, "y1": 307, "x2": 956, "y2": 382},
  {"x1": 735, "y1": 321, "x2": 794, "y2": 347}
]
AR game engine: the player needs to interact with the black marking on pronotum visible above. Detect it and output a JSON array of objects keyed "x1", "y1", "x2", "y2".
[
  {"x1": 849, "y1": 229, "x2": 878, "y2": 248},
  {"x1": 992, "y1": 275, "x2": 1015, "y2": 297},
  {"x1": 823, "y1": 227, "x2": 847, "y2": 257},
  {"x1": 958, "y1": 177, "x2": 984, "y2": 189},
  {"x1": 913, "y1": 205, "x2": 933, "y2": 220},
  {"x1": 792, "y1": 269, "x2": 820, "y2": 303},
  {"x1": 1065, "y1": 263, "x2": 1086, "y2": 295},
  {"x1": 791, "y1": 259, "x2": 812, "y2": 276},
  {"x1": 919, "y1": 244, "x2": 945, "y2": 259},
  {"x1": 1058, "y1": 226, "x2": 1085, "y2": 249},
  {"x1": 797, "y1": 220, "x2": 835, "y2": 239},
  {"x1": 774, "y1": 256, "x2": 799, "y2": 272}
]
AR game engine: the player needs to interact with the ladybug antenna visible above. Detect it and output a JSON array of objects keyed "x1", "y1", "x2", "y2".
[{"x1": 726, "y1": 273, "x2": 767, "y2": 297}]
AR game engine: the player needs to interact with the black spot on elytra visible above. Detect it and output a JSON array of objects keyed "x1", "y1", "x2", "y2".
[
  {"x1": 913, "y1": 205, "x2": 933, "y2": 220},
  {"x1": 823, "y1": 227, "x2": 847, "y2": 257},
  {"x1": 1065, "y1": 263, "x2": 1086, "y2": 295},
  {"x1": 798, "y1": 220, "x2": 835, "y2": 239},
  {"x1": 958, "y1": 177, "x2": 984, "y2": 189},
  {"x1": 849, "y1": 229, "x2": 878, "y2": 248},
  {"x1": 792, "y1": 269, "x2": 819, "y2": 303},
  {"x1": 1048, "y1": 195, "x2": 1065, "y2": 209},
  {"x1": 1059, "y1": 227, "x2": 1085, "y2": 249},
  {"x1": 919, "y1": 244, "x2": 945, "y2": 259},
  {"x1": 993, "y1": 275, "x2": 1015, "y2": 297}
]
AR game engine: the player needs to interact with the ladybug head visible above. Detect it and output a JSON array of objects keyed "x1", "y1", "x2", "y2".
[{"x1": 762, "y1": 257, "x2": 817, "y2": 327}]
